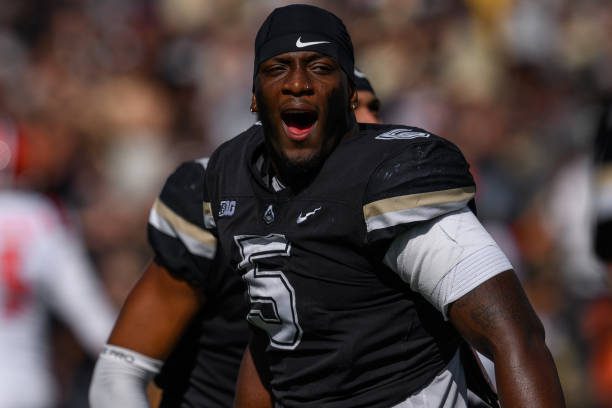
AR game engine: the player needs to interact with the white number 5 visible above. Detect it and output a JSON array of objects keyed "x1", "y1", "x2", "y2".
[{"x1": 235, "y1": 234, "x2": 303, "y2": 350}]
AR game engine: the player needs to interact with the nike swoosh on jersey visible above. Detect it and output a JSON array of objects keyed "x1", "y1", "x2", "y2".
[
  {"x1": 295, "y1": 37, "x2": 331, "y2": 48},
  {"x1": 296, "y1": 207, "x2": 322, "y2": 224}
]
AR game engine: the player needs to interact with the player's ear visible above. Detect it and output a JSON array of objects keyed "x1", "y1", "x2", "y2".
[
  {"x1": 349, "y1": 85, "x2": 358, "y2": 111},
  {"x1": 250, "y1": 94, "x2": 258, "y2": 113}
]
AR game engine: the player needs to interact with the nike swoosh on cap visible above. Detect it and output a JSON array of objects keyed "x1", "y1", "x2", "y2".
[{"x1": 296, "y1": 36, "x2": 331, "y2": 48}]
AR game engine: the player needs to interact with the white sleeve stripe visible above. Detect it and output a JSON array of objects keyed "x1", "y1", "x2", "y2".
[
  {"x1": 364, "y1": 186, "x2": 475, "y2": 233},
  {"x1": 151, "y1": 199, "x2": 215, "y2": 246},
  {"x1": 148, "y1": 205, "x2": 177, "y2": 238},
  {"x1": 365, "y1": 201, "x2": 470, "y2": 233},
  {"x1": 440, "y1": 245, "x2": 512, "y2": 319},
  {"x1": 148, "y1": 200, "x2": 216, "y2": 259}
]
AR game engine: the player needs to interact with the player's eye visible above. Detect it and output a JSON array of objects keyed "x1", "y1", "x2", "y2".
[
  {"x1": 262, "y1": 64, "x2": 287, "y2": 76},
  {"x1": 269, "y1": 65, "x2": 287, "y2": 73},
  {"x1": 310, "y1": 63, "x2": 333, "y2": 74}
]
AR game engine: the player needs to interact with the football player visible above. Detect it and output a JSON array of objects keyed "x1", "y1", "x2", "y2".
[
  {"x1": 216, "y1": 4, "x2": 564, "y2": 407},
  {"x1": 0, "y1": 119, "x2": 116, "y2": 408},
  {"x1": 353, "y1": 67, "x2": 381, "y2": 124},
  {"x1": 88, "y1": 157, "x2": 249, "y2": 408},
  {"x1": 88, "y1": 70, "x2": 384, "y2": 407}
]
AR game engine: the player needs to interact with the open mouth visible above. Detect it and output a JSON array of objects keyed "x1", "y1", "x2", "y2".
[{"x1": 281, "y1": 110, "x2": 318, "y2": 141}]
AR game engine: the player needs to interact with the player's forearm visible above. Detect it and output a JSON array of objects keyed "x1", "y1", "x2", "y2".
[
  {"x1": 493, "y1": 337, "x2": 565, "y2": 407},
  {"x1": 449, "y1": 271, "x2": 566, "y2": 407}
]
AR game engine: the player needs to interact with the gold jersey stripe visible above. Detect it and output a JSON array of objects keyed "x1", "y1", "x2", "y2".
[
  {"x1": 154, "y1": 198, "x2": 216, "y2": 247},
  {"x1": 364, "y1": 186, "x2": 475, "y2": 220},
  {"x1": 203, "y1": 201, "x2": 215, "y2": 228}
]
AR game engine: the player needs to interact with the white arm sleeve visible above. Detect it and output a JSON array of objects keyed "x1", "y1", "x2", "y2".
[
  {"x1": 383, "y1": 207, "x2": 512, "y2": 319},
  {"x1": 89, "y1": 344, "x2": 163, "y2": 408}
]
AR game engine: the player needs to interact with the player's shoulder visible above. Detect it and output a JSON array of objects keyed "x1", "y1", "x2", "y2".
[
  {"x1": 356, "y1": 124, "x2": 476, "y2": 242},
  {"x1": 351, "y1": 123, "x2": 469, "y2": 175},
  {"x1": 360, "y1": 123, "x2": 433, "y2": 142},
  {"x1": 359, "y1": 123, "x2": 460, "y2": 153},
  {"x1": 156, "y1": 123, "x2": 262, "y2": 217},
  {"x1": 358, "y1": 123, "x2": 474, "y2": 202},
  {"x1": 166, "y1": 157, "x2": 208, "y2": 185},
  {"x1": 155, "y1": 157, "x2": 211, "y2": 218}
]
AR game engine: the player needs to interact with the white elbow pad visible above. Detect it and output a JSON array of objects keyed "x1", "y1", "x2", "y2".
[{"x1": 89, "y1": 344, "x2": 163, "y2": 408}]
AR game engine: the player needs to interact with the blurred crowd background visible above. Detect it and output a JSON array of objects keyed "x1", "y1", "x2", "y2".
[{"x1": 1, "y1": 0, "x2": 611, "y2": 407}]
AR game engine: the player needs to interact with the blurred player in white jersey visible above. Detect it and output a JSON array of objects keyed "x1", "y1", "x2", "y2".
[{"x1": 0, "y1": 119, "x2": 116, "y2": 408}]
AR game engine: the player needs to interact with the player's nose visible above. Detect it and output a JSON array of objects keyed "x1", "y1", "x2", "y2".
[{"x1": 282, "y1": 68, "x2": 313, "y2": 97}]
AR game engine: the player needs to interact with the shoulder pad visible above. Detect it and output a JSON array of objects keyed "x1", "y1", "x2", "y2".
[
  {"x1": 149, "y1": 160, "x2": 216, "y2": 260},
  {"x1": 363, "y1": 136, "x2": 475, "y2": 242},
  {"x1": 157, "y1": 161, "x2": 207, "y2": 219}
]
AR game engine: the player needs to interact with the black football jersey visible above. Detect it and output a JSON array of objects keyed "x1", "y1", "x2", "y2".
[
  {"x1": 205, "y1": 123, "x2": 476, "y2": 407},
  {"x1": 147, "y1": 159, "x2": 249, "y2": 408}
]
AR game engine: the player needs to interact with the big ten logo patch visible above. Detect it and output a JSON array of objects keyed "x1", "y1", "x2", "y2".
[{"x1": 219, "y1": 200, "x2": 236, "y2": 217}]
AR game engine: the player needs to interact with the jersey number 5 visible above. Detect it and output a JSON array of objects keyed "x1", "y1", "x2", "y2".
[{"x1": 235, "y1": 234, "x2": 303, "y2": 350}]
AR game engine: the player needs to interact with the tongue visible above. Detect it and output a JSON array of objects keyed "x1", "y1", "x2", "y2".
[{"x1": 286, "y1": 123, "x2": 313, "y2": 139}]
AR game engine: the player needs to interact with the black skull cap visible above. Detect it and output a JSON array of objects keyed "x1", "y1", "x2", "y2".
[{"x1": 253, "y1": 4, "x2": 355, "y2": 90}]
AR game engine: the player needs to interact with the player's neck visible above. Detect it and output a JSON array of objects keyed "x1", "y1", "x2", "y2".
[
  {"x1": 267, "y1": 150, "x2": 320, "y2": 193},
  {"x1": 260, "y1": 123, "x2": 358, "y2": 193}
]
